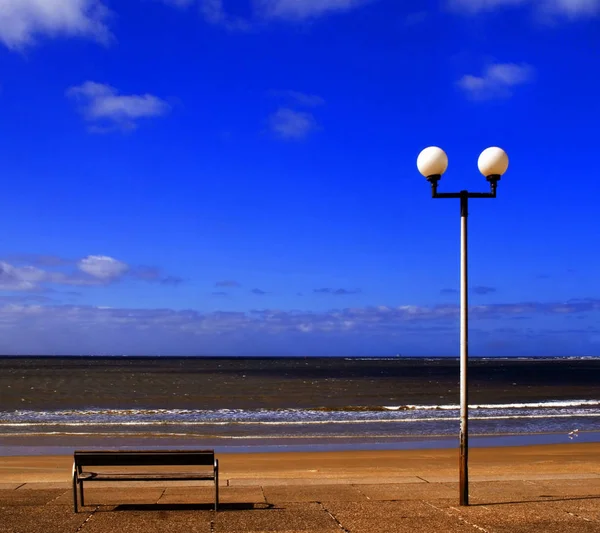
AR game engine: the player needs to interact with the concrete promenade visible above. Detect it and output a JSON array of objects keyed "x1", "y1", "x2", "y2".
[
  {"x1": 2, "y1": 474, "x2": 600, "y2": 532},
  {"x1": 1, "y1": 444, "x2": 599, "y2": 532}
]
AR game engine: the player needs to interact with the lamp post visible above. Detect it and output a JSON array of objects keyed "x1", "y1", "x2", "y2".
[{"x1": 417, "y1": 146, "x2": 509, "y2": 506}]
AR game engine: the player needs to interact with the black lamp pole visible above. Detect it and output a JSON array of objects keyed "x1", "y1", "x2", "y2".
[{"x1": 425, "y1": 173, "x2": 501, "y2": 506}]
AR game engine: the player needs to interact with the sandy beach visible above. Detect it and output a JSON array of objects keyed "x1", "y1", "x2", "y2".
[{"x1": 1, "y1": 442, "x2": 599, "y2": 484}]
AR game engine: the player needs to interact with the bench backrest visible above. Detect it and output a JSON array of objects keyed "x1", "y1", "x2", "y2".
[{"x1": 74, "y1": 450, "x2": 215, "y2": 467}]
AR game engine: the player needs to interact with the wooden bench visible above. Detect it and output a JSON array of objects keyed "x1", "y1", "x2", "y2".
[{"x1": 72, "y1": 450, "x2": 219, "y2": 512}]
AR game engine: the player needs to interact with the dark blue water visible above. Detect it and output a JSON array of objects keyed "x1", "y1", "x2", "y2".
[{"x1": 1, "y1": 356, "x2": 598, "y2": 453}]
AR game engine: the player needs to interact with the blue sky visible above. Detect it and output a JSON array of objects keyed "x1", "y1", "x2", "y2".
[{"x1": 0, "y1": 0, "x2": 599, "y2": 356}]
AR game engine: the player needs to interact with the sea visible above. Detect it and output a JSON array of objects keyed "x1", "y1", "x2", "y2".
[{"x1": 0, "y1": 356, "x2": 599, "y2": 455}]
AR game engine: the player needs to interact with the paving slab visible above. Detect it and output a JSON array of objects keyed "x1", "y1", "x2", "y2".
[
  {"x1": 228, "y1": 476, "x2": 423, "y2": 486},
  {"x1": 470, "y1": 521, "x2": 600, "y2": 533},
  {"x1": 446, "y1": 502, "x2": 600, "y2": 532},
  {"x1": 422, "y1": 497, "x2": 466, "y2": 509},
  {"x1": 159, "y1": 486, "x2": 265, "y2": 506},
  {"x1": 263, "y1": 484, "x2": 366, "y2": 504},
  {"x1": 447, "y1": 500, "x2": 600, "y2": 532},
  {"x1": 69, "y1": 487, "x2": 165, "y2": 507},
  {"x1": 323, "y1": 501, "x2": 474, "y2": 533},
  {"x1": 83, "y1": 509, "x2": 213, "y2": 533},
  {"x1": 0, "y1": 489, "x2": 66, "y2": 506},
  {"x1": 474, "y1": 473, "x2": 600, "y2": 481},
  {"x1": 426, "y1": 501, "x2": 598, "y2": 533},
  {"x1": 63, "y1": 480, "x2": 219, "y2": 488},
  {"x1": 356, "y1": 482, "x2": 457, "y2": 501},
  {"x1": 17, "y1": 482, "x2": 70, "y2": 490},
  {"x1": 535, "y1": 498, "x2": 600, "y2": 522},
  {"x1": 0, "y1": 504, "x2": 90, "y2": 533},
  {"x1": 419, "y1": 476, "x2": 459, "y2": 483},
  {"x1": 342, "y1": 516, "x2": 480, "y2": 533},
  {"x1": 53, "y1": 486, "x2": 215, "y2": 508},
  {"x1": 468, "y1": 480, "x2": 550, "y2": 504},
  {"x1": 51, "y1": 483, "x2": 168, "y2": 507},
  {"x1": 0, "y1": 484, "x2": 22, "y2": 490},
  {"x1": 213, "y1": 503, "x2": 339, "y2": 532},
  {"x1": 531, "y1": 478, "x2": 600, "y2": 498},
  {"x1": 326, "y1": 500, "x2": 441, "y2": 518},
  {"x1": 422, "y1": 473, "x2": 600, "y2": 483}
]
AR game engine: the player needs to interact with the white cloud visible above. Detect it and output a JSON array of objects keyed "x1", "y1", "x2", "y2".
[
  {"x1": 165, "y1": 0, "x2": 598, "y2": 28},
  {"x1": 162, "y1": 0, "x2": 195, "y2": 6},
  {"x1": 554, "y1": 0, "x2": 600, "y2": 15},
  {"x1": 166, "y1": 0, "x2": 371, "y2": 27},
  {"x1": 78, "y1": 256, "x2": 129, "y2": 280},
  {"x1": 450, "y1": 0, "x2": 527, "y2": 12},
  {"x1": 0, "y1": 261, "x2": 81, "y2": 291},
  {"x1": 449, "y1": 0, "x2": 600, "y2": 17},
  {"x1": 0, "y1": 297, "x2": 599, "y2": 354},
  {"x1": 458, "y1": 63, "x2": 533, "y2": 100},
  {"x1": 66, "y1": 82, "x2": 171, "y2": 132},
  {"x1": 201, "y1": 0, "x2": 225, "y2": 21},
  {"x1": 272, "y1": 90, "x2": 325, "y2": 107},
  {"x1": 256, "y1": 0, "x2": 370, "y2": 20},
  {"x1": 269, "y1": 107, "x2": 317, "y2": 140},
  {"x1": 0, "y1": 0, "x2": 111, "y2": 50},
  {"x1": 0, "y1": 262, "x2": 45, "y2": 291},
  {"x1": 0, "y1": 254, "x2": 180, "y2": 291},
  {"x1": 199, "y1": 0, "x2": 251, "y2": 29},
  {"x1": 0, "y1": 256, "x2": 125, "y2": 291},
  {"x1": 0, "y1": 297, "x2": 598, "y2": 339}
]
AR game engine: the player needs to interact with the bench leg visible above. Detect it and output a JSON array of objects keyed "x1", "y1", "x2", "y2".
[
  {"x1": 72, "y1": 462, "x2": 78, "y2": 513},
  {"x1": 215, "y1": 459, "x2": 219, "y2": 511},
  {"x1": 80, "y1": 480, "x2": 85, "y2": 507}
]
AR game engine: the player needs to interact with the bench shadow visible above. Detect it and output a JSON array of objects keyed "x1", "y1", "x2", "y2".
[
  {"x1": 108, "y1": 502, "x2": 274, "y2": 512},
  {"x1": 470, "y1": 495, "x2": 600, "y2": 507}
]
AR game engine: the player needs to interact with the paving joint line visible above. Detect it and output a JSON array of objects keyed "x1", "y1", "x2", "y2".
[
  {"x1": 75, "y1": 506, "x2": 98, "y2": 532},
  {"x1": 567, "y1": 511, "x2": 593, "y2": 522},
  {"x1": 46, "y1": 488, "x2": 69, "y2": 505},
  {"x1": 425, "y1": 501, "x2": 491, "y2": 533},
  {"x1": 260, "y1": 485, "x2": 267, "y2": 504},
  {"x1": 156, "y1": 488, "x2": 166, "y2": 504},
  {"x1": 352, "y1": 484, "x2": 371, "y2": 500},
  {"x1": 318, "y1": 501, "x2": 350, "y2": 533}
]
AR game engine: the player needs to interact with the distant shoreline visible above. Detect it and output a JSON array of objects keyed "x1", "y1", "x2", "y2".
[{"x1": 0, "y1": 354, "x2": 598, "y2": 360}]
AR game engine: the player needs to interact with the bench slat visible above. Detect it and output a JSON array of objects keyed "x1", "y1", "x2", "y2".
[
  {"x1": 74, "y1": 450, "x2": 215, "y2": 467},
  {"x1": 80, "y1": 473, "x2": 215, "y2": 481}
]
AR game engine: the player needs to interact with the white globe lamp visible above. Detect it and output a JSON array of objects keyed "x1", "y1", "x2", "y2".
[
  {"x1": 478, "y1": 147, "x2": 509, "y2": 178},
  {"x1": 417, "y1": 146, "x2": 448, "y2": 178}
]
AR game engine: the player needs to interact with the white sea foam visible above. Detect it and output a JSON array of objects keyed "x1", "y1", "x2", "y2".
[
  {"x1": 1, "y1": 399, "x2": 598, "y2": 443},
  {"x1": 386, "y1": 399, "x2": 600, "y2": 411},
  {"x1": 5, "y1": 399, "x2": 599, "y2": 420},
  {"x1": 1, "y1": 413, "x2": 599, "y2": 427}
]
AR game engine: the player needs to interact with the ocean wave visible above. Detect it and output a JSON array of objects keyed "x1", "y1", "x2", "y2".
[
  {"x1": 1, "y1": 413, "x2": 599, "y2": 428},
  {"x1": 0, "y1": 400, "x2": 598, "y2": 435},
  {"x1": 0, "y1": 431, "x2": 456, "y2": 439},
  {"x1": 3, "y1": 399, "x2": 598, "y2": 420},
  {"x1": 384, "y1": 399, "x2": 600, "y2": 410}
]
